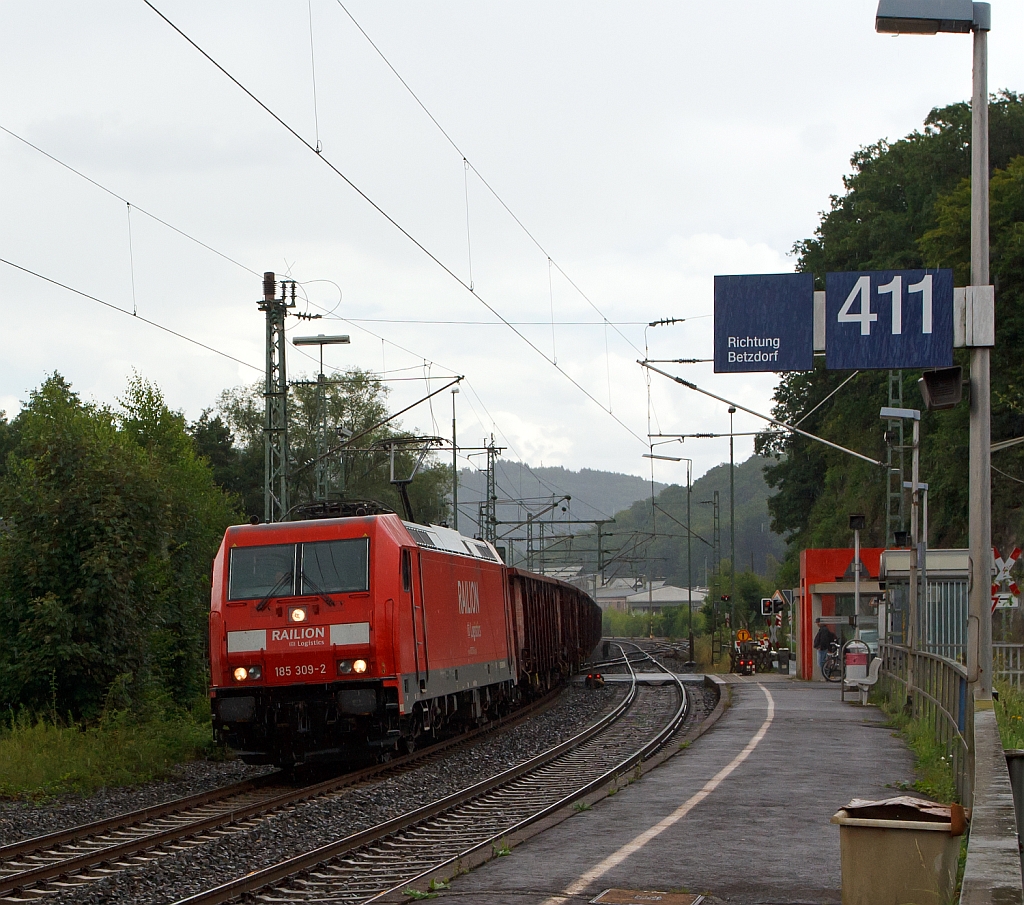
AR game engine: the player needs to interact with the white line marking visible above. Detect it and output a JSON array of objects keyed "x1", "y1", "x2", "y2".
[{"x1": 540, "y1": 683, "x2": 775, "y2": 904}]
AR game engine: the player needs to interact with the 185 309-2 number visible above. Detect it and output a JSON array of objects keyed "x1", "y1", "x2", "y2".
[{"x1": 274, "y1": 663, "x2": 327, "y2": 678}]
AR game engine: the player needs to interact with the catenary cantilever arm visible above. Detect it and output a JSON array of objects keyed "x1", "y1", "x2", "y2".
[{"x1": 639, "y1": 361, "x2": 885, "y2": 468}]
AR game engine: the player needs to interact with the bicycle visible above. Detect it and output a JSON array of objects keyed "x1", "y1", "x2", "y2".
[{"x1": 822, "y1": 639, "x2": 842, "y2": 682}]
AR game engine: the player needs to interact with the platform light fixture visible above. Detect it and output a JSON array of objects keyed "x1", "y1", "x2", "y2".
[{"x1": 875, "y1": 0, "x2": 983, "y2": 34}]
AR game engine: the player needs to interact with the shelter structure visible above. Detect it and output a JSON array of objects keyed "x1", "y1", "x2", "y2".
[{"x1": 797, "y1": 547, "x2": 883, "y2": 680}]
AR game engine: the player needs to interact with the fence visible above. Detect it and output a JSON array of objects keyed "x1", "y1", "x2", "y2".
[
  {"x1": 994, "y1": 643, "x2": 1024, "y2": 686},
  {"x1": 878, "y1": 642, "x2": 972, "y2": 804},
  {"x1": 886, "y1": 577, "x2": 969, "y2": 662}
]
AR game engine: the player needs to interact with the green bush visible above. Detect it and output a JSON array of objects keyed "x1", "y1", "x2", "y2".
[
  {"x1": 0, "y1": 705, "x2": 213, "y2": 800},
  {"x1": 875, "y1": 685, "x2": 958, "y2": 803},
  {"x1": 995, "y1": 681, "x2": 1024, "y2": 749}
]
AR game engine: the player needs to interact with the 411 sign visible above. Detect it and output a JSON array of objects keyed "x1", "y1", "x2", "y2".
[{"x1": 826, "y1": 269, "x2": 953, "y2": 370}]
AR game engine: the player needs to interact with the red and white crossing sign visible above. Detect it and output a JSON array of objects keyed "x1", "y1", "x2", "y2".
[{"x1": 992, "y1": 546, "x2": 1021, "y2": 612}]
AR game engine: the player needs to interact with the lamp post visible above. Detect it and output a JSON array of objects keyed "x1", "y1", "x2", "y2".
[
  {"x1": 451, "y1": 387, "x2": 460, "y2": 531},
  {"x1": 292, "y1": 334, "x2": 351, "y2": 501},
  {"x1": 728, "y1": 406, "x2": 736, "y2": 621},
  {"x1": 875, "y1": 0, "x2": 992, "y2": 702},
  {"x1": 684, "y1": 457, "x2": 695, "y2": 667}
]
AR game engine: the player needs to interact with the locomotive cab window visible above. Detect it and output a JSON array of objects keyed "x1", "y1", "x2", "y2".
[
  {"x1": 300, "y1": 538, "x2": 370, "y2": 594},
  {"x1": 228, "y1": 544, "x2": 296, "y2": 600},
  {"x1": 401, "y1": 549, "x2": 412, "y2": 592}
]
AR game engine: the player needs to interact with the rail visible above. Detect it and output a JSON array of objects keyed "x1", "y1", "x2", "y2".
[
  {"x1": 878, "y1": 642, "x2": 972, "y2": 805},
  {"x1": 175, "y1": 646, "x2": 688, "y2": 905}
]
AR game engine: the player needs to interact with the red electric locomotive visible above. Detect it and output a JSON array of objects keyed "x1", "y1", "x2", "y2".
[{"x1": 209, "y1": 513, "x2": 600, "y2": 766}]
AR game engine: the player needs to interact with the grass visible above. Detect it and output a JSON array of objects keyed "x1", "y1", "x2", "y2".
[
  {"x1": 994, "y1": 681, "x2": 1024, "y2": 749},
  {"x1": 874, "y1": 686, "x2": 958, "y2": 803},
  {"x1": 0, "y1": 706, "x2": 214, "y2": 800}
]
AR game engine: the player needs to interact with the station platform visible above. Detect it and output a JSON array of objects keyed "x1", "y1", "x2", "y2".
[{"x1": 435, "y1": 674, "x2": 914, "y2": 904}]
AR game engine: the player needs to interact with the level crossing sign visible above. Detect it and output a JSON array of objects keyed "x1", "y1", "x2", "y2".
[
  {"x1": 825, "y1": 269, "x2": 954, "y2": 370},
  {"x1": 992, "y1": 546, "x2": 1021, "y2": 612}
]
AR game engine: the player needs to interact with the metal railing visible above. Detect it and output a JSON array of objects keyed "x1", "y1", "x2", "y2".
[
  {"x1": 878, "y1": 642, "x2": 972, "y2": 804},
  {"x1": 994, "y1": 643, "x2": 1024, "y2": 687}
]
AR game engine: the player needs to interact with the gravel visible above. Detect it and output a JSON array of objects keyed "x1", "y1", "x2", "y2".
[
  {"x1": 0, "y1": 759, "x2": 275, "y2": 848},
  {"x1": 14, "y1": 683, "x2": 624, "y2": 905}
]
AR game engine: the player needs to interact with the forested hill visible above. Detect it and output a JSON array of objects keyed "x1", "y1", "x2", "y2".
[
  {"x1": 571, "y1": 455, "x2": 786, "y2": 587},
  {"x1": 758, "y1": 91, "x2": 1024, "y2": 586},
  {"x1": 456, "y1": 460, "x2": 666, "y2": 531}
]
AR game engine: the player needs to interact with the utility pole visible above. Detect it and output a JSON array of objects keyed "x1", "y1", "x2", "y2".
[
  {"x1": 968, "y1": 14, "x2": 993, "y2": 703},
  {"x1": 683, "y1": 457, "x2": 695, "y2": 666},
  {"x1": 451, "y1": 387, "x2": 459, "y2": 531},
  {"x1": 729, "y1": 406, "x2": 736, "y2": 621},
  {"x1": 484, "y1": 436, "x2": 498, "y2": 544},
  {"x1": 260, "y1": 272, "x2": 294, "y2": 523}
]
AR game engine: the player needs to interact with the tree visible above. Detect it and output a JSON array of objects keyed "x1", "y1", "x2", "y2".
[
  {"x1": 214, "y1": 370, "x2": 452, "y2": 525},
  {"x1": 758, "y1": 92, "x2": 1024, "y2": 584},
  {"x1": 0, "y1": 374, "x2": 238, "y2": 719}
]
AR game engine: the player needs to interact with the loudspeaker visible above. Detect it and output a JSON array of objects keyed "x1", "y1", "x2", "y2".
[{"x1": 919, "y1": 366, "x2": 963, "y2": 411}]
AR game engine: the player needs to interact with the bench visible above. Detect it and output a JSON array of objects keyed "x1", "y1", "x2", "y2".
[{"x1": 844, "y1": 655, "x2": 882, "y2": 705}]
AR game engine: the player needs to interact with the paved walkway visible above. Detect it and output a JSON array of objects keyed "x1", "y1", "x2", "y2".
[{"x1": 436, "y1": 676, "x2": 915, "y2": 904}]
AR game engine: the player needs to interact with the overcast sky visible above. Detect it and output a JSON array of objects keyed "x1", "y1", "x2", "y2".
[{"x1": 2, "y1": 1, "x2": 1022, "y2": 495}]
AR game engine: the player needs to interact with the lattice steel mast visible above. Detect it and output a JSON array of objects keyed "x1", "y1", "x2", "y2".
[{"x1": 260, "y1": 272, "x2": 295, "y2": 523}]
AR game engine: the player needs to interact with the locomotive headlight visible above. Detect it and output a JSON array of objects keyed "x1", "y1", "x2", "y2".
[
  {"x1": 353, "y1": 659, "x2": 368, "y2": 674},
  {"x1": 337, "y1": 660, "x2": 353, "y2": 674},
  {"x1": 288, "y1": 606, "x2": 308, "y2": 623},
  {"x1": 233, "y1": 666, "x2": 262, "y2": 682}
]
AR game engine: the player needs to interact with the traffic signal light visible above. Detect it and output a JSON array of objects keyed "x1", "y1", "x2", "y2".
[{"x1": 761, "y1": 598, "x2": 773, "y2": 616}]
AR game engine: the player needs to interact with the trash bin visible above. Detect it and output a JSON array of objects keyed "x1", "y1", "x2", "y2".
[
  {"x1": 830, "y1": 796, "x2": 968, "y2": 905},
  {"x1": 777, "y1": 648, "x2": 790, "y2": 675},
  {"x1": 843, "y1": 640, "x2": 869, "y2": 683}
]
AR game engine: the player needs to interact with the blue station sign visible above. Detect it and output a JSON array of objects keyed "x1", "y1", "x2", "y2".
[
  {"x1": 713, "y1": 273, "x2": 814, "y2": 373},
  {"x1": 826, "y1": 269, "x2": 954, "y2": 370}
]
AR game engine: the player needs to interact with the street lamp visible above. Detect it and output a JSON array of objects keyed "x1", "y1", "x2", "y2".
[
  {"x1": 728, "y1": 406, "x2": 736, "y2": 616},
  {"x1": 876, "y1": 0, "x2": 993, "y2": 702},
  {"x1": 293, "y1": 334, "x2": 351, "y2": 501},
  {"x1": 451, "y1": 387, "x2": 460, "y2": 531}
]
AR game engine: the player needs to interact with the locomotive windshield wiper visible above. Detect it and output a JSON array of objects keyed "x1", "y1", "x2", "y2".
[
  {"x1": 299, "y1": 570, "x2": 336, "y2": 608},
  {"x1": 255, "y1": 570, "x2": 294, "y2": 611}
]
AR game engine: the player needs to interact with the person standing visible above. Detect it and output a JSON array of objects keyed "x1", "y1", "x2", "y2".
[{"x1": 813, "y1": 618, "x2": 836, "y2": 677}]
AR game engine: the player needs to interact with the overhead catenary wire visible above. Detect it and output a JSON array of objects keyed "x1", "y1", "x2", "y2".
[
  {"x1": 143, "y1": 1, "x2": 648, "y2": 447},
  {"x1": 640, "y1": 362, "x2": 885, "y2": 468},
  {"x1": 126, "y1": 202, "x2": 138, "y2": 316},
  {"x1": 0, "y1": 256, "x2": 263, "y2": 374},
  {"x1": 0, "y1": 123, "x2": 259, "y2": 278},
  {"x1": 331, "y1": 0, "x2": 643, "y2": 357},
  {"x1": 307, "y1": 0, "x2": 322, "y2": 153},
  {"x1": 4, "y1": 85, "x2": 607, "y2": 525}
]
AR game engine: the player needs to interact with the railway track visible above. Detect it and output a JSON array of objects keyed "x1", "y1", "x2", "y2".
[
  {"x1": 0, "y1": 690, "x2": 564, "y2": 902},
  {"x1": 174, "y1": 644, "x2": 686, "y2": 905}
]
